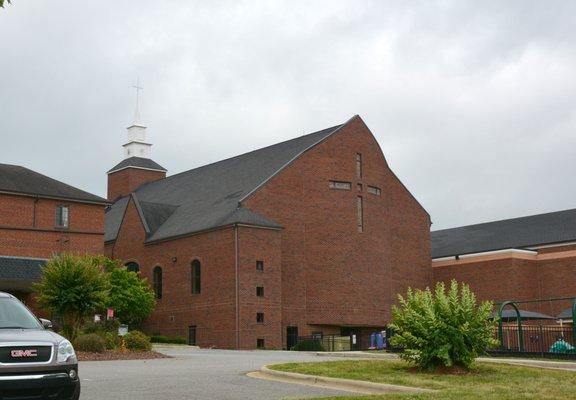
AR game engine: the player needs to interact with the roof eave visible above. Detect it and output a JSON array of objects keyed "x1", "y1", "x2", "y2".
[{"x1": 0, "y1": 189, "x2": 110, "y2": 205}]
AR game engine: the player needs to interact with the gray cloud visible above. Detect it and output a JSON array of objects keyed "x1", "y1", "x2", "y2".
[{"x1": 1, "y1": 0, "x2": 575, "y2": 229}]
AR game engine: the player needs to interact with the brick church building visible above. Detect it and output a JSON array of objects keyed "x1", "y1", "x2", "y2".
[{"x1": 104, "y1": 114, "x2": 431, "y2": 349}]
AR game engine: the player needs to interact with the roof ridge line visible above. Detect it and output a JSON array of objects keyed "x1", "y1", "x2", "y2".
[
  {"x1": 237, "y1": 115, "x2": 358, "y2": 204},
  {"x1": 131, "y1": 192, "x2": 151, "y2": 234}
]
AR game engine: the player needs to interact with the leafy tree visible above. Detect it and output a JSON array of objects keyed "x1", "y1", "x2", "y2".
[
  {"x1": 105, "y1": 259, "x2": 156, "y2": 327},
  {"x1": 0, "y1": 1, "x2": 11, "y2": 8},
  {"x1": 389, "y1": 280, "x2": 498, "y2": 371},
  {"x1": 34, "y1": 253, "x2": 110, "y2": 340}
]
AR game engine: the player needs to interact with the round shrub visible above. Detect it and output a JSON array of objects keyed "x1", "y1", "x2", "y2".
[
  {"x1": 292, "y1": 339, "x2": 325, "y2": 352},
  {"x1": 74, "y1": 333, "x2": 106, "y2": 353},
  {"x1": 390, "y1": 280, "x2": 498, "y2": 371},
  {"x1": 124, "y1": 330, "x2": 152, "y2": 351}
]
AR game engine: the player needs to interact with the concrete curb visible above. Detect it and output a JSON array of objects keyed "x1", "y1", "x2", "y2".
[{"x1": 253, "y1": 364, "x2": 431, "y2": 395}]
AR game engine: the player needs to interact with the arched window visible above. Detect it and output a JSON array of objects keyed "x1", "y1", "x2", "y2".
[
  {"x1": 153, "y1": 266, "x2": 163, "y2": 299},
  {"x1": 191, "y1": 260, "x2": 201, "y2": 294},
  {"x1": 125, "y1": 262, "x2": 140, "y2": 273}
]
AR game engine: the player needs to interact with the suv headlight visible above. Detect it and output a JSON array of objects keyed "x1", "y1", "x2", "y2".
[{"x1": 57, "y1": 340, "x2": 76, "y2": 363}]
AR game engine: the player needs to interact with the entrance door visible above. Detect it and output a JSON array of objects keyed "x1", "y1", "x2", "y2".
[
  {"x1": 286, "y1": 326, "x2": 298, "y2": 350},
  {"x1": 188, "y1": 325, "x2": 197, "y2": 346}
]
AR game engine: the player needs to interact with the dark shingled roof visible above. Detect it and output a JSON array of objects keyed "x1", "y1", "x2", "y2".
[
  {"x1": 0, "y1": 163, "x2": 107, "y2": 204},
  {"x1": 108, "y1": 157, "x2": 167, "y2": 173},
  {"x1": 431, "y1": 208, "x2": 576, "y2": 258},
  {"x1": 104, "y1": 196, "x2": 130, "y2": 242},
  {"x1": 105, "y1": 120, "x2": 349, "y2": 243},
  {"x1": 0, "y1": 256, "x2": 45, "y2": 281}
]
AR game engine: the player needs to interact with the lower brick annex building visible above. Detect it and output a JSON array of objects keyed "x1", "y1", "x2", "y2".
[{"x1": 0, "y1": 164, "x2": 108, "y2": 309}]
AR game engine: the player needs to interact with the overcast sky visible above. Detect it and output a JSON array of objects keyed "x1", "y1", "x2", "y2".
[{"x1": 1, "y1": 1, "x2": 575, "y2": 230}]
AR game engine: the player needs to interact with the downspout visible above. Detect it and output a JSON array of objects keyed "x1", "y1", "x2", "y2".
[
  {"x1": 32, "y1": 196, "x2": 39, "y2": 227},
  {"x1": 235, "y1": 224, "x2": 240, "y2": 349}
]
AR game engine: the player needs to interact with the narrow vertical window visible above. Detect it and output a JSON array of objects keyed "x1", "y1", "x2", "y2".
[
  {"x1": 257, "y1": 338, "x2": 265, "y2": 348},
  {"x1": 191, "y1": 260, "x2": 201, "y2": 294},
  {"x1": 125, "y1": 262, "x2": 140, "y2": 273},
  {"x1": 256, "y1": 312, "x2": 264, "y2": 323},
  {"x1": 256, "y1": 260, "x2": 264, "y2": 271},
  {"x1": 55, "y1": 205, "x2": 69, "y2": 228},
  {"x1": 357, "y1": 196, "x2": 363, "y2": 233},
  {"x1": 356, "y1": 153, "x2": 362, "y2": 180},
  {"x1": 256, "y1": 286, "x2": 264, "y2": 297},
  {"x1": 153, "y1": 266, "x2": 163, "y2": 299}
]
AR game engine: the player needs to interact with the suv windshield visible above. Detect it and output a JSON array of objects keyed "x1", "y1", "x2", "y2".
[{"x1": 0, "y1": 298, "x2": 42, "y2": 329}]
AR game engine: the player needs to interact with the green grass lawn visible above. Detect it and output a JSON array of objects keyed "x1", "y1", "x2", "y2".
[{"x1": 270, "y1": 360, "x2": 576, "y2": 399}]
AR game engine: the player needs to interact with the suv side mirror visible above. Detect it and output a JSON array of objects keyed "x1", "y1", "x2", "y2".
[{"x1": 39, "y1": 318, "x2": 53, "y2": 329}]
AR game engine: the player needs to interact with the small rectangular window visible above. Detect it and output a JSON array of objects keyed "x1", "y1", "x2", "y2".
[
  {"x1": 256, "y1": 286, "x2": 264, "y2": 297},
  {"x1": 329, "y1": 181, "x2": 351, "y2": 190},
  {"x1": 357, "y1": 196, "x2": 363, "y2": 233},
  {"x1": 256, "y1": 312, "x2": 264, "y2": 323},
  {"x1": 356, "y1": 153, "x2": 362, "y2": 179},
  {"x1": 55, "y1": 205, "x2": 69, "y2": 228},
  {"x1": 257, "y1": 338, "x2": 265, "y2": 348},
  {"x1": 256, "y1": 261, "x2": 264, "y2": 271},
  {"x1": 367, "y1": 186, "x2": 381, "y2": 196}
]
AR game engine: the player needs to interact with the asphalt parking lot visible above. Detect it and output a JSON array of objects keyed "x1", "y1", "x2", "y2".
[{"x1": 80, "y1": 346, "x2": 351, "y2": 400}]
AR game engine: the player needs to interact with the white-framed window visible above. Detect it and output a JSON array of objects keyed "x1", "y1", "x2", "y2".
[
  {"x1": 55, "y1": 205, "x2": 69, "y2": 228},
  {"x1": 329, "y1": 181, "x2": 351, "y2": 190},
  {"x1": 367, "y1": 186, "x2": 381, "y2": 196}
]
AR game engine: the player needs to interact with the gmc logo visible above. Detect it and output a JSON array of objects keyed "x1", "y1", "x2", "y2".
[{"x1": 10, "y1": 349, "x2": 38, "y2": 358}]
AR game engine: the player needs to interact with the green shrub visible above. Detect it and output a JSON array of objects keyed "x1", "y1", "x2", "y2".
[
  {"x1": 151, "y1": 335, "x2": 187, "y2": 344},
  {"x1": 83, "y1": 319, "x2": 120, "y2": 335},
  {"x1": 292, "y1": 339, "x2": 325, "y2": 352},
  {"x1": 33, "y1": 254, "x2": 110, "y2": 340},
  {"x1": 74, "y1": 333, "x2": 106, "y2": 353},
  {"x1": 389, "y1": 280, "x2": 498, "y2": 371},
  {"x1": 124, "y1": 330, "x2": 152, "y2": 351}
]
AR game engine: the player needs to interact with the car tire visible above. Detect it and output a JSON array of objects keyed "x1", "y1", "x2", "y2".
[{"x1": 71, "y1": 381, "x2": 81, "y2": 400}]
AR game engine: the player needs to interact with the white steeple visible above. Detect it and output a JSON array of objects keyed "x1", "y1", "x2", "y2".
[{"x1": 123, "y1": 79, "x2": 152, "y2": 159}]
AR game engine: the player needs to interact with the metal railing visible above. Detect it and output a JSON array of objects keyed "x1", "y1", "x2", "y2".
[{"x1": 490, "y1": 325, "x2": 576, "y2": 359}]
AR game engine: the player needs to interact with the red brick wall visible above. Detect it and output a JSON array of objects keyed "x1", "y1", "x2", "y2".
[
  {"x1": 107, "y1": 168, "x2": 166, "y2": 201},
  {"x1": 0, "y1": 193, "x2": 105, "y2": 258},
  {"x1": 244, "y1": 116, "x2": 431, "y2": 346},
  {"x1": 433, "y1": 258, "x2": 539, "y2": 304},
  {"x1": 433, "y1": 249, "x2": 576, "y2": 317},
  {"x1": 237, "y1": 226, "x2": 282, "y2": 349},
  {"x1": 107, "y1": 199, "x2": 238, "y2": 348}
]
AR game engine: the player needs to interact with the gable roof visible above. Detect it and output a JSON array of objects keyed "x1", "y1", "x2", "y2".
[
  {"x1": 0, "y1": 163, "x2": 108, "y2": 204},
  {"x1": 431, "y1": 208, "x2": 576, "y2": 258},
  {"x1": 105, "y1": 118, "x2": 351, "y2": 243},
  {"x1": 108, "y1": 157, "x2": 166, "y2": 174}
]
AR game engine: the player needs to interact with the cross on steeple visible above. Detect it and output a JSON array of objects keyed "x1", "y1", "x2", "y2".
[{"x1": 132, "y1": 77, "x2": 144, "y2": 125}]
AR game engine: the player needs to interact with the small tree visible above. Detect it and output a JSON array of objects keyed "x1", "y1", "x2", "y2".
[
  {"x1": 105, "y1": 260, "x2": 156, "y2": 327},
  {"x1": 34, "y1": 253, "x2": 110, "y2": 340},
  {"x1": 0, "y1": 1, "x2": 11, "y2": 8},
  {"x1": 389, "y1": 280, "x2": 497, "y2": 371}
]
